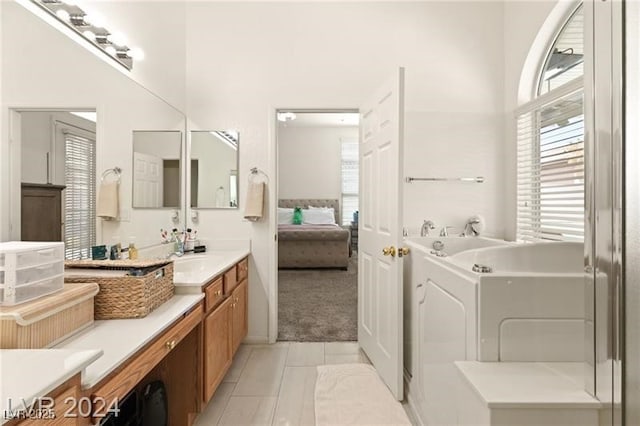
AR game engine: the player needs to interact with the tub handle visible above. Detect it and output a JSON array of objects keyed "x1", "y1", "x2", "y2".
[{"x1": 472, "y1": 263, "x2": 493, "y2": 273}]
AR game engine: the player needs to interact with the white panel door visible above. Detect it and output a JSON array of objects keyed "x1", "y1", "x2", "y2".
[
  {"x1": 133, "y1": 152, "x2": 163, "y2": 208},
  {"x1": 358, "y1": 68, "x2": 405, "y2": 400}
]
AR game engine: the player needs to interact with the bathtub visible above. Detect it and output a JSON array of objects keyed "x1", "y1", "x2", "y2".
[
  {"x1": 448, "y1": 241, "x2": 583, "y2": 274},
  {"x1": 405, "y1": 240, "x2": 586, "y2": 426}
]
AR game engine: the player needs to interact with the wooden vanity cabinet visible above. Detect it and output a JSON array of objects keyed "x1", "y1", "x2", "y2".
[
  {"x1": 11, "y1": 375, "x2": 81, "y2": 426},
  {"x1": 203, "y1": 296, "x2": 232, "y2": 402},
  {"x1": 202, "y1": 257, "x2": 249, "y2": 404},
  {"x1": 230, "y1": 279, "x2": 248, "y2": 355}
]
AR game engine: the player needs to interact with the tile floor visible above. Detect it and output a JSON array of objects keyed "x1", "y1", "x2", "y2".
[{"x1": 194, "y1": 341, "x2": 398, "y2": 426}]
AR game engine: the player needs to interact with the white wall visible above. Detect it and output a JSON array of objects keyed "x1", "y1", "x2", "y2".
[
  {"x1": 278, "y1": 125, "x2": 357, "y2": 201},
  {"x1": 1, "y1": 1, "x2": 185, "y2": 248},
  {"x1": 185, "y1": 1, "x2": 507, "y2": 342}
]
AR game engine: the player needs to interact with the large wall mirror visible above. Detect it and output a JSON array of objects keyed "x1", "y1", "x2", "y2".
[
  {"x1": 2, "y1": 1, "x2": 186, "y2": 251},
  {"x1": 132, "y1": 131, "x2": 183, "y2": 209},
  {"x1": 190, "y1": 130, "x2": 239, "y2": 209}
]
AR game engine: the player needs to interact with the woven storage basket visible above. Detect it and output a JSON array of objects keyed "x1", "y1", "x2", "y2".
[
  {"x1": 64, "y1": 259, "x2": 174, "y2": 320},
  {"x1": 0, "y1": 282, "x2": 98, "y2": 349}
]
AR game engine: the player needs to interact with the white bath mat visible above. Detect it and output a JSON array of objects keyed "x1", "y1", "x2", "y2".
[{"x1": 314, "y1": 363, "x2": 412, "y2": 426}]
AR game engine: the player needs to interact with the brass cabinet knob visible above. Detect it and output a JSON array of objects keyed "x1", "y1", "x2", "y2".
[
  {"x1": 166, "y1": 340, "x2": 176, "y2": 350},
  {"x1": 215, "y1": 290, "x2": 222, "y2": 296},
  {"x1": 382, "y1": 246, "x2": 396, "y2": 257}
]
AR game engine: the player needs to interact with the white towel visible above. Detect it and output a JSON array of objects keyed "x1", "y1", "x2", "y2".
[
  {"x1": 243, "y1": 181, "x2": 265, "y2": 222},
  {"x1": 97, "y1": 181, "x2": 119, "y2": 219}
]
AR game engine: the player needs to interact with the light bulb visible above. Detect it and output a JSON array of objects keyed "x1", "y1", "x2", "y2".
[
  {"x1": 126, "y1": 48, "x2": 145, "y2": 61},
  {"x1": 105, "y1": 45, "x2": 117, "y2": 56},
  {"x1": 82, "y1": 30, "x2": 96, "y2": 41},
  {"x1": 107, "y1": 32, "x2": 127, "y2": 46},
  {"x1": 83, "y1": 12, "x2": 105, "y2": 28},
  {"x1": 56, "y1": 9, "x2": 70, "y2": 21}
]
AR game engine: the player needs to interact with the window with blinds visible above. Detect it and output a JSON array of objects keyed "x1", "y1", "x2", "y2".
[
  {"x1": 64, "y1": 131, "x2": 96, "y2": 259},
  {"x1": 341, "y1": 138, "x2": 359, "y2": 226},
  {"x1": 517, "y1": 89, "x2": 584, "y2": 242}
]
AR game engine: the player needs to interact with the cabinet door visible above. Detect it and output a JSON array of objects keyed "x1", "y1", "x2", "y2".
[
  {"x1": 203, "y1": 297, "x2": 232, "y2": 403},
  {"x1": 231, "y1": 279, "x2": 248, "y2": 354}
]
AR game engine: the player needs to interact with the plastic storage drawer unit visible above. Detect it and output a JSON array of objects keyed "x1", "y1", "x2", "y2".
[{"x1": 0, "y1": 241, "x2": 65, "y2": 306}]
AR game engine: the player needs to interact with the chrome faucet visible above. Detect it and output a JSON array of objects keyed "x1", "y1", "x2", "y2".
[
  {"x1": 421, "y1": 220, "x2": 436, "y2": 236},
  {"x1": 440, "y1": 226, "x2": 455, "y2": 237},
  {"x1": 463, "y1": 217, "x2": 482, "y2": 237}
]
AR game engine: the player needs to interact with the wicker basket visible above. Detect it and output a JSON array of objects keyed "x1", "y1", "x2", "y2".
[{"x1": 64, "y1": 259, "x2": 174, "y2": 320}]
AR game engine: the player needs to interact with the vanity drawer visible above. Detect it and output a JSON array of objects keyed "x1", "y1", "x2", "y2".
[
  {"x1": 237, "y1": 258, "x2": 248, "y2": 282},
  {"x1": 205, "y1": 277, "x2": 224, "y2": 312},
  {"x1": 223, "y1": 266, "x2": 237, "y2": 295},
  {"x1": 91, "y1": 302, "x2": 203, "y2": 418}
]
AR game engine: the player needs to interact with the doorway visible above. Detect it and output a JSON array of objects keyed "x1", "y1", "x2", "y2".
[{"x1": 275, "y1": 110, "x2": 360, "y2": 342}]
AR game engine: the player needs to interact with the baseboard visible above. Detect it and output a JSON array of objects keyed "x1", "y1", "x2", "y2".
[
  {"x1": 242, "y1": 336, "x2": 270, "y2": 344},
  {"x1": 404, "y1": 372, "x2": 424, "y2": 426}
]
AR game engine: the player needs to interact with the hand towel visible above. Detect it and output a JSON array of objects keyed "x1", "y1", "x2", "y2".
[
  {"x1": 97, "y1": 181, "x2": 119, "y2": 219},
  {"x1": 243, "y1": 181, "x2": 265, "y2": 222}
]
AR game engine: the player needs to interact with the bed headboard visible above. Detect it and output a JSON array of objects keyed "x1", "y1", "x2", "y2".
[{"x1": 278, "y1": 199, "x2": 340, "y2": 224}]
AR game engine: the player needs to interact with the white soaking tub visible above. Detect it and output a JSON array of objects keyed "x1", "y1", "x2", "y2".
[{"x1": 405, "y1": 240, "x2": 586, "y2": 426}]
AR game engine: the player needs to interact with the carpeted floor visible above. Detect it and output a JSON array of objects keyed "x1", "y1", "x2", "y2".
[{"x1": 278, "y1": 253, "x2": 357, "y2": 342}]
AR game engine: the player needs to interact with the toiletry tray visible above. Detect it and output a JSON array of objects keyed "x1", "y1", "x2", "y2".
[
  {"x1": 64, "y1": 259, "x2": 174, "y2": 319},
  {"x1": 0, "y1": 282, "x2": 98, "y2": 349},
  {"x1": 0, "y1": 241, "x2": 65, "y2": 306}
]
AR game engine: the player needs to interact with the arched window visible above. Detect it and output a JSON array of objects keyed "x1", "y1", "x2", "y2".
[{"x1": 517, "y1": 4, "x2": 584, "y2": 242}]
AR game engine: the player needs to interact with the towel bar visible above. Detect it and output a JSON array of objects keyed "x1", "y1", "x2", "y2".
[
  {"x1": 101, "y1": 167, "x2": 122, "y2": 183},
  {"x1": 405, "y1": 176, "x2": 484, "y2": 183}
]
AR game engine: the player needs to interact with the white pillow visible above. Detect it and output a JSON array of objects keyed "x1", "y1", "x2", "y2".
[
  {"x1": 303, "y1": 208, "x2": 335, "y2": 225},
  {"x1": 278, "y1": 207, "x2": 294, "y2": 225}
]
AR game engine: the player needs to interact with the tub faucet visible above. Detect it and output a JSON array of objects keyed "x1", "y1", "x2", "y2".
[
  {"x1": 440, "y1": 226, "x2": 455, "y2": 237},
  {"x1": 421, "y1": 220, "x2": 436, "y2": 236}
]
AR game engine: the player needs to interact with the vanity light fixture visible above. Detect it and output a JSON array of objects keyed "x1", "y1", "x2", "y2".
[
  {"x1": 30, "y1": 0, "x2": 143, "y2": 71},
  {"x1": 210, "y1": 131, "x2": 239, "y2": 151},
  {"x1": 277, "y1": 112, "x2": 297, "y2": 122}
]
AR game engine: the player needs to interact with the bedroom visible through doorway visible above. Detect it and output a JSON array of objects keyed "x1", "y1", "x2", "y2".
[{"x1": 276, "y1": 110, "x2": 360, "y2": 342}]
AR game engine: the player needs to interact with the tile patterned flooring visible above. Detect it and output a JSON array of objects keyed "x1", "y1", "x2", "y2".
[{"x1": 194, "y1": 342, "x2": 384, "y2": 426}]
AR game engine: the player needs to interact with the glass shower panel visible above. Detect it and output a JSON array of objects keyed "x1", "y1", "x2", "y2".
[{"x1": 625, "y1": 1, "x2": 640, "y2": 424}]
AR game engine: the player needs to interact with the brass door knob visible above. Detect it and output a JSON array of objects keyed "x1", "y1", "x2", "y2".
[
  {"x1": 399, "y1": 247, "x2": 410, "y2": 257},
  {"x1": 382, "y1": 246, "x2": 396, "y2": 257}
]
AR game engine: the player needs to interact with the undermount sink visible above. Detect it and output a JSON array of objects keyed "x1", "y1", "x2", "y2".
[{"x1": 172, "y1": 254, "x2": 224, "y2": 274}]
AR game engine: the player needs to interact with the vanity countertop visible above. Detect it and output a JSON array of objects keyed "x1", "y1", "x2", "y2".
[
  {"x1": 54, "y1": 294, "x2": 203, "y2": 389},
  {"x1": 172, "y1": 249, "x2": 250, "y2": 291},
  {"x1": 0, "y1": 348, "x2": 103, "y2": 424},
  {"x1": 455, "y1": 361, "x2": 602, "y2": 409}
]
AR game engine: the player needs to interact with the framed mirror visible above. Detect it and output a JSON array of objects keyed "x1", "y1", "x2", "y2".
[
  {"x1": 132, "y1": 131, "x2": 183, "y2": 209},
  {"x1": 190, "y1": 130, "x2": 239, "y2": 209}
]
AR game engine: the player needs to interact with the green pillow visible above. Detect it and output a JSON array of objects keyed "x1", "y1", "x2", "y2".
[{"x1": 293, "y1": 207, "x2": 303, "y2": 225}]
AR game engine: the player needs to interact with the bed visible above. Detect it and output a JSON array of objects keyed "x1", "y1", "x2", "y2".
[{"x1": 278, "y1": 199, "x2": 351, "y2": 269}]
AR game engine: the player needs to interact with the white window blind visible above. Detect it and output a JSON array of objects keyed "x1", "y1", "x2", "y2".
[
  {"x1": 341, "y1": 138, "x2": 359, "y2": 226},
  {"x1": 64, "y1": 131, "x2": 96, "y2": 259},
  {"x1": 517, "y1": 89, "x2": 584, "y2": 242}
]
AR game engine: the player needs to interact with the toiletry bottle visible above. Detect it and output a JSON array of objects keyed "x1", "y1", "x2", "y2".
[{"x1": 129, "y1": 240, "x2": 138, "y2": 260}]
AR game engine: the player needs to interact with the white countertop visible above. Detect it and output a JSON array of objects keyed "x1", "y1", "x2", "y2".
[
  {"x1": 172, "y1": 249, "x2": 250, "y2": 290},
  {"x1": 54, "y1": 294, "x2": 203, "y2": 389},
  {"x1": 455, "y1": 361, "x2": 602, "y2": 409},
  {"x1": 0, "y1": 349, "x2": 103, "y2": 424}
]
